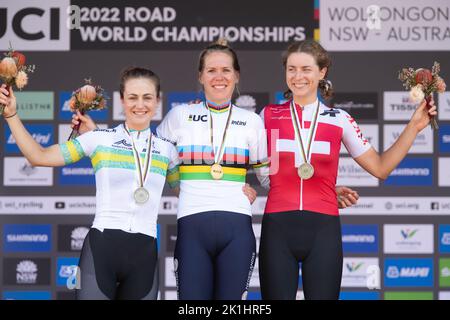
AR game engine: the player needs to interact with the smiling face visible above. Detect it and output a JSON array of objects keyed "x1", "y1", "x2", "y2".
[
  {"x1": 199, "y1": 51, "x2": 239, "y2": 105},
  {"x1": 121, "y1": 77, "x2": 159, "y2": 130},
  {"x1": 285, "y1": 52, "x2": 327, "y2": 105}
]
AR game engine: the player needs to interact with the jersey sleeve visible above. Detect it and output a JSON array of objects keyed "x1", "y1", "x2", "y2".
[
  {"x1": 249, "y1": 112, "x2": 270, "y2": 189},
  {"x1": 340, "y1": 109, "x2": 372, "y2": 158},
  {"x1": 166, "y1": 142, "x2": 180, "y2": 189},
  {"x1": 58, "y1": 130, "x2": 98, "y2": 165},
  {"x1": 156, "y1": 105, "x2": 182, "y2": 145}
]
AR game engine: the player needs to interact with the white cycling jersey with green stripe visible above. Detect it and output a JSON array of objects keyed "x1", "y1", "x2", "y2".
[{"x1": 59, "y1": 124, "x2": 180, "y2": 237}]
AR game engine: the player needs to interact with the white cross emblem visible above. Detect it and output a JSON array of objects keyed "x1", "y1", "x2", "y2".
[{"x1": 276, "y1": 139, "x2": 331, "y2": 167}]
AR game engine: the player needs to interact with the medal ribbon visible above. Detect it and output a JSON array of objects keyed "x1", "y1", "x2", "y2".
[
  {"x1": 205, "y1": 101, "x2": 234, "y2": 165},
  {"x1": 290, "y1": 100, "x2": 320, "y2": 166},
  {"x1": 124, "y1": 124, "x2": 153, "y2": 189}
]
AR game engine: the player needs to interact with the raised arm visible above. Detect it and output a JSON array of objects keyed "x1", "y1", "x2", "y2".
[
  {"x1": 1, "y1": 85, "x2": 65, "y2": 167},
  {"x1": 354, "y1": 98, "x2": 437, "y2": 180}
]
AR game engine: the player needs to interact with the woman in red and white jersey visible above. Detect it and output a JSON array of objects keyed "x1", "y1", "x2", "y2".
[{"x1": 258, "y1": 39, "x2": 437, "y2": 300}]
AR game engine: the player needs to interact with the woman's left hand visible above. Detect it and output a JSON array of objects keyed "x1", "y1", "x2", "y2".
[
  {"x1": 242, "y1": 183, "x2": 257, "y2": 204},
  {"x1": 410, "y1": 96, "x2": 438, "y2": 132}
]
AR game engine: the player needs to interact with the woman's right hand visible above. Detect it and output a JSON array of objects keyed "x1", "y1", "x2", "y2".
[
  {"x1": 71, "y1": 110, "x2": 97, "y2": 134},
  {"x1": 242, "y1": 183, "x2": 257, "y2": 204},
  {"x1": 0, "y1": 84, "x2": 17, "y2": 117}
]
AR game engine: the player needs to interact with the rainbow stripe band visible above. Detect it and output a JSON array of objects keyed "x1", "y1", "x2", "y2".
[
  {"x1": 179, "y1": 153, "x2": 249, "y2": 166},
  {"x1": 177, "y1": 145, "x2": 249, "y2": 165},
  {"x1": 179, "y1": 165, "x2": 246, "y2": 182},
  {"x1": 253, "y1": 160, "x2": 270, "y2": 169},
  {"x1": 177, "y1": 145, "x2": 249, "y2": 155},
  {"x1": 206, "y1": 101, "x2": 230, "y2": 113},
  {"x1": 209, "y1": 107, "x2": 229, "y2": 114}
]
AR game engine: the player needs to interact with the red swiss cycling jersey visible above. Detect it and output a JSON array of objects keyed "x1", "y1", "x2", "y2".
[{"x1": 261, "y1": 99, "x2": 371, "y2": 216}]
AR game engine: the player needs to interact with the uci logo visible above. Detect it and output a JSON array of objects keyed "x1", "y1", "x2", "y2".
[
  {"x1": 0, "y1": 2, "x2": 70, "y2": 51},
  {"x1": 188, "y1": 114, "x2": 207, "y2": 122}
]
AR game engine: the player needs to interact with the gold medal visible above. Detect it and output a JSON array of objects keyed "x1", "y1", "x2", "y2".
[
  {"x1": 298, "y1": 163, "x2": 314, "y2": 180},
  {"x1": 210, "y1": 163, "x2": 224, "y2": 180},
  {"x1": 134, "y1": 187, "x2": 149, "y2": 204},
  {"x1": 205, "y1": 101, "x2": 233, "y2": 181}
]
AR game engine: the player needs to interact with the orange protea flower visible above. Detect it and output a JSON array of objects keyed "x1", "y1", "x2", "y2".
[
  {"x1": 77, "y1": 84, "x2": 97, "y2": 104},
  {"x1": 0, "y1": 57, "x2": 18, "y2": 79}
]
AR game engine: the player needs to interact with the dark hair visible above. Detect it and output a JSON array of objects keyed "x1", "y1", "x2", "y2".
[
  {"x1": 198, "y1": 38, "x2": 240, "y2": 73},
  {"x1": 119, "y1": 67, "x2": 161, "y2": 99},
  {"x1": 282, "y1": 39, "x2": 333, "y2": 100}
]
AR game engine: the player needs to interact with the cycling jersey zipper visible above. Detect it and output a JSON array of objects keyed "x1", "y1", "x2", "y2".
[
  {"x1": 299, "y1": 106, "x2": 304, "y2": 211},
  {"x1": 300, "y1": 177, "x2": 303, "y2": 211}
]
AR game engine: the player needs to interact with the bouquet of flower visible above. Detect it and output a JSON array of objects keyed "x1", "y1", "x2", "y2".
[
  {"x1": 0, "y1": 44, "x2": 36, "y2": 115},
  {"x1": 398, "y1": 62, "x2": 446, "y2": 130},
  {"x1": 68, "y1": 79, "x2": 107, "y2": 140}
]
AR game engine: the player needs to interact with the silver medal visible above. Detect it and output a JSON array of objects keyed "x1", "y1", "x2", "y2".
[
  {"x1": 290, "y1": 100, "x2": 320, "y2": 182},
  {"x1": 125, "y1": 124, "x2": 153, "y2": 206},
  {"x1": 134, "y1": 187, "x2": 149, "y2": 204}
]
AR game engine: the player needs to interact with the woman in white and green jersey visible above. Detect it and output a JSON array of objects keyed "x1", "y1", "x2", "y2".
[{"x1": 0, "y1": 67, "x2": 179, "y2": 299}]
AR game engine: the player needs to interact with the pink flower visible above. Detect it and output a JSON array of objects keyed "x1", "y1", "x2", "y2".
[
  {"x1": 415, "y1": 68, "x2": 432, "y2": 85},
  {"x1": 409, "y1": 84, "x2": 425, "y2": 103},
  {"x1": 15, "y1": 71, "x2": 28, "y2": 89},
  {"x1": 436, "y1": 77, "x2": 447, "y2": 93},
  {"x1": 12, "y1": 51, "x2": 26, "y2": 67}
]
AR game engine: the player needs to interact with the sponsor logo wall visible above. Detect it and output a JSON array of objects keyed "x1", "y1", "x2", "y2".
[
  {"x1": 342, "y1": 225, "x2": 378, "y2": 253},
  {"x1": 439, "y1": 225, "x2": 450, "y2": 253},
  {"x1": 3, "y1": 291, "x2": 51, "y2": 300},
  {"x1": 56, "y1": 257, "x2": 79, "y2": 287},
  {"x1": 342, "y1": 257, "x2": 380, "y2": 288},
  {"x1": 0, "y1": 1, "x2": 71, "y2": 51},
  {"x1": 5, "y1": 124, "x2": 54, "y2": 153},
  {"x1": 384, "y1": 258, "x2": 434, "y2": 287},
  {"x1": 438, "y1": 92, "x2": 450, "y2": 120},
  {"x1": 330, "y1": 92, "x2": 378, "y2": 120},
  {"x1": 68, "y1": 0, "x2": 315, "y2": 50},
  {"x1": 439, "y1": 125, "x2": 450, "y2": 153},
  {"x1": 337, "y1": 157, "x2": 379, "y2": 186},
  {"x1": 384, "y1": 225, "x2": 434, "y2": 254},
  {"x1": 3, "y1": 258, "x2": 51, "y2": 286},
  {"x1": 384, "y1": 158, "x2": 433, "y2": 186},
  {"x1": 383, "y1": 92, "x2": 420, "y2": 120},
  {"x1": 340, "y1": 291, "x2": 380, "y2": 300},
  {"x1": 15, "y1": 92, "x2": 54, "y2": 120},
  {"x1": 384, "y1": 125, "x2": 433, "y2": 154},
  {"x1": 3, "y1": 224, "x2": 52, "y2": 252},
  {"x1": 320, "y1": 0, "x2": 450, "y2": 51},
  {"x1": 57, "y1": 225, "x2": 90, "y2": 252},
  {"x1": 0, "y1": 0, "x2": 449, "y2": 300},
  {"x1": 3, "y1": 157, "x2": 53, "y2": 186}
]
